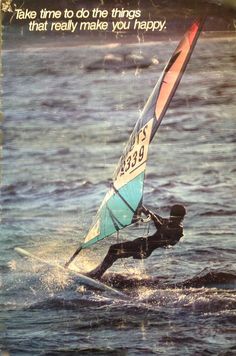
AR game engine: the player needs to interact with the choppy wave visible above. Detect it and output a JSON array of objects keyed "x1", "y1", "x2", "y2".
[{"x1": 102, "y1": 269, "x2": 236, "y2": 291}]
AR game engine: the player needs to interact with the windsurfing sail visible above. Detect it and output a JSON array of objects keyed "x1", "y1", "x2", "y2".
[{"x1": 65, "y1": 19, "x2": 204, "y2": 268}]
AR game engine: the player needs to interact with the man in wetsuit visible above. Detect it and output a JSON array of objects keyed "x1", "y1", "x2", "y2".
[{"x1": 87, "y1": 204, "x2": 186, "y2": 279}]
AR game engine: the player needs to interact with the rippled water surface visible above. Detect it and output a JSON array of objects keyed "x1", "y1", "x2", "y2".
[{"x1": 1, "y1": 31, "x2": 236, "y2": 355}]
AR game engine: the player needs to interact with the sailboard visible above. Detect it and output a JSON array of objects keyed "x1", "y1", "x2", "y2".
[
  {"x1": 65, "y1": 19, "x2": 204, "y2": 268},
  {"x1": 15, "y1": 247, "x2": 125, "y2": 297}
]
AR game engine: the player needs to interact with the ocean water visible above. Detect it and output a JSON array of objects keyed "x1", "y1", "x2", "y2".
[{"x1": 1, "y1": 33, "x2": 236, "y2": 355}]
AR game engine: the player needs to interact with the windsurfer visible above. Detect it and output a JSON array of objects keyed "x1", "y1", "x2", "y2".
[{"x1": 87, "y1": 204, "x2": 186, "y2": 279}]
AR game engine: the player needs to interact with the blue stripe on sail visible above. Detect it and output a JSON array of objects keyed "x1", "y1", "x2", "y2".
[{"x1": 82, "y1": 172, "x2": 144, "y2": 249}]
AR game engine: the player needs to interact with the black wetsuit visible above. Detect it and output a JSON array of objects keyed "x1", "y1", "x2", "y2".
[{"x1": 88, "y1": 212, "x2": 184, "y2": 279}]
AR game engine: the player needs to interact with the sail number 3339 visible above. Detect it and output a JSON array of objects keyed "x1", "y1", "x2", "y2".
[
  {"x1": 116, "y1": 123, "x2": 150, "y2": 179},
  {"x1": 120, "y1": 145, "x2": 145, "y2": 175}
]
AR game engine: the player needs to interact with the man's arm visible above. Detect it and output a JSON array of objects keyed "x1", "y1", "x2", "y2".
[{"x1": 141, "y1": 205, "x2": 163, "y2": 229}]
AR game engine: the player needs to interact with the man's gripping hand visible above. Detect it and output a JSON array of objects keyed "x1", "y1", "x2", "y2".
[{"x1": 141, "y1": 205, "x2": 155, "y2": 218}]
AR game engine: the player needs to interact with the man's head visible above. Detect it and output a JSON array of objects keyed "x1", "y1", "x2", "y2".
[{"x1": 170, "y1": 204, "x2": 186, "y2": 219}]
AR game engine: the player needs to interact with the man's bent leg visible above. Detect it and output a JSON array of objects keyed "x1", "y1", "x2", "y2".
[{"x1": 87, "y1": 242, "x2": 135, "y2": 279}]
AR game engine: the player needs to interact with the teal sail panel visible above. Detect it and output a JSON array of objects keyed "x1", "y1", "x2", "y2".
[
  {"x1": 82, "y1": 172, "x2": 145, "y2": 248},
  {"x1": 82, "y1": 116, "x2": 154, "y2": 248}
]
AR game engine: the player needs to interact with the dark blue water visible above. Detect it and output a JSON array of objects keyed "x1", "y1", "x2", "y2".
[{"x1": 1, "y1": 32, "x2": 236, "y2": 355}]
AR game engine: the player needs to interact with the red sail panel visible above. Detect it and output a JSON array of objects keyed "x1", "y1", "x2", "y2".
[{"x1": 155, "y1": 20, "x2": 203, "y2": 122}]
